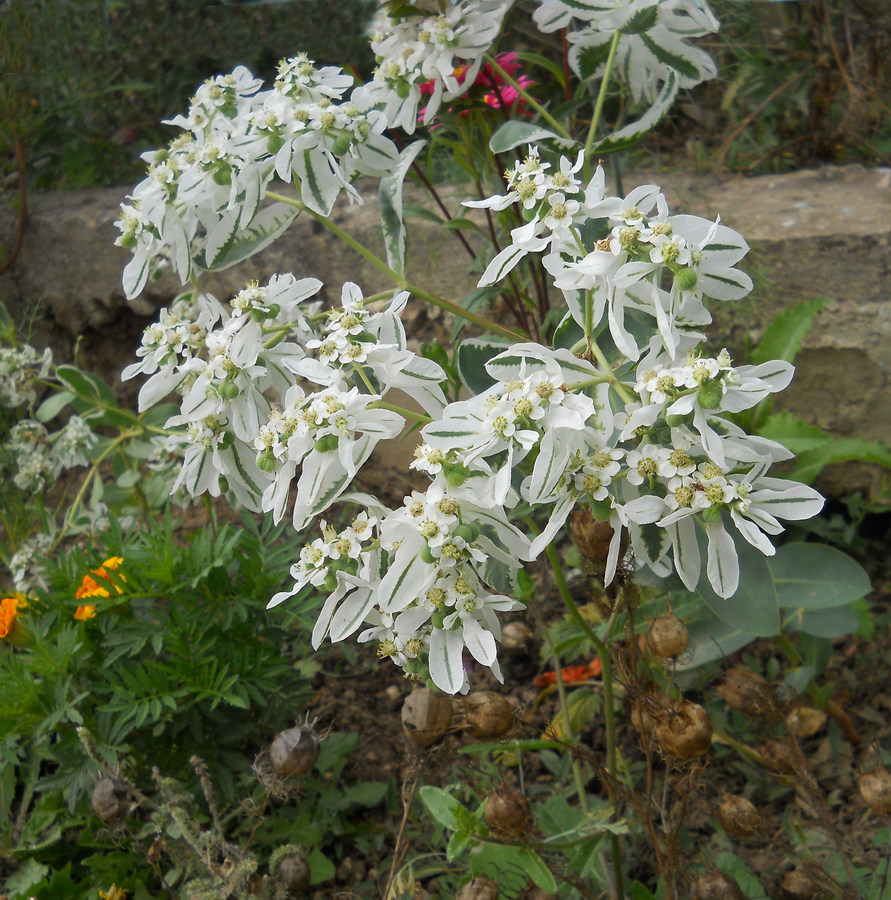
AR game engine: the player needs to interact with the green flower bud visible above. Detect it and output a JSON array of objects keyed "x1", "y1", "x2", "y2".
[
  {"x1": 443, "y1": 462, "x2": 468, "y2": 487},
  {"x1": 420, "y1": 544, "x2": 436, "y2": 565},
  {"x1": 665, "y1": 414, "x2": 686, "y2": 428},
  {"x1": 396, "y1": 81, "x2": 412, "y2": 99},
  {"x1": 267, "y1": 134, "x2": 285, "y2": 155},
  {"x1": 218, "y1": 381, "x2": 240, "y2": 400},
  {"x1": 431, "y1": 609, "x2": 446, "y2": 629},
  {"x1": 266, "y1": 303, "x2": 281, "y2": 319},
  {"x1": 453, "y1": 523, "x2": 480, "y2": 543},
  {"x1": 589, "y1": 497, "x2": 613, "y2": 521},
  {"x1": 212, "y1": 166, "x2": 232, "y2": 186},
  {"x1": 702, "y1": 505, "x2": 724, "y2": 524},
  {"x1": 698, "y1": 381, "x2": 724, "y2": 410},
  {"x1": 330, "y1": 134, "x2": 353, "y2": 156},
  {"x1": 315, "y1": 433, "x2": 340, "y2": 453},
  {"x1": 118, "y1": 233, "x2": 137, "y2": 249},
  {"x1": 673, "y1": 267, "x2": 698, "y2": 292},
  {"x1": 257, "y1": 451, "x2": 277, "y2": 473}
]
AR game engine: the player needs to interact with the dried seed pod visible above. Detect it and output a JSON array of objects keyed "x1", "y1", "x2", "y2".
[
  {"x1": 91, "y1": 776, "x2": 131, "y2": 822},
  {"x1": 456, "y1": 876, "x2": 498, "y2": 900},
  {"x1": 758, "y1": 738, "x2": 798, "y2": 775},
  {"x1": 270, "y1": 723, "x2": 321, "y2": 777},
  {"x1": 484, "y1": 785, "x2": 532, "y2": 839},
  {"x1": 715, "y1": 794, "x2": 768, "y2": 840},
  {"x1": 655, "y1": 700, "x2": 712, "y2": 760},
  {"x1": 647, "y1": 614, "x2": 689, "y2": 659},
  {"x1": 401, "y1": 687, "x2": 453, "y2": 749},
  {"x1": 570, "y1": 510, "x2": 626, "y2": 572},
  {"x1": 715, "y1": 668, "x2": 782, "y2": 723},
  {"x1": 460, "y1": 691, "x2": 516, "y2": 741},
  {"x1": 859, "y1": 767, "x2": 891, "y2": 815},
  {"x1": 501, "y1": 621, "x2": 533, "y2": 652},
  {"x1": 779, "y1": 868, "x2": 833, "y2": 900},
  {"x1": 786, "y1": 706, "x2": 827, "y2": 738},
  {"x1": 279, "y1": 853, "x2": 311, "y2": 896},
  {"x1": 689, "y1": 870, "x2": 745, "y2": 899}
]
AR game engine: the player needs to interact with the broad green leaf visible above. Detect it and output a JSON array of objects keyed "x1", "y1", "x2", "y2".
[
  {"x1": 792, "y1": 438, "x2": 891, "y2": 485},
  {"x1": 456, "y1": 337, "x2": 511, "y2": 394},
  {"x1": 679, "y1": 611, "x2": 754, "y2": 670},
  {"x1": 56, "y1": 365, "x2": 117, "y2": 407},
  {"x1": 35, "y1": 390, "x2": 75, "y2": 423},
  {"x1": 756, "y1": 412, "x2": 831, "y2": 454},
  {"x1": 419, "y1": 785, "x2": 464, "y2": 831},
  {"x1": 307, "y1": 847, "x2": 336, "y2": 884},
  {"x1": 489, "y1": 121, "x2": 572, "y2": 155},
  {"x1": 447, "y1": 829, "x2": 475, "y2": 861},
  {"x1": 715, "y1": 851, "x2": 769, "y2": 899},
  {"x1": 517, "y1": 848, "x2": 558, "y2": 892},
  {"x1": 770, "y1": 543, "x2": 871, "y2": 610},
  {"x1": 591, "y1": 71, "x2": 679, "y2": 154},
  {"x1": 201, "y1": 202, "x2": 298, "y2": 271},
  {"x1": 380, "y1": 139, "x2": 426, "y2": 278},
  {"x1": 784, "y1": 605, "x2": 860, "y2": 639},
  {"x1": 751, "y1": 297, "x2": 832, "y2": 365}
]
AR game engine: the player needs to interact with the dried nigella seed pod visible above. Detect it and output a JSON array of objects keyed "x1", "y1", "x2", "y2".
[
  {"x1": 757, "y1": 738, "x2": 798, "y2": 775},
  {"x1": 859, "y1": 767, "x2": 891, "y2": 815},
  {"x1": 647, "y1": 614, "x2": 689, "y2": 659},
  {"x1": 278, "y1": 853, "x2": 311, "y2": 896},
  {"x1": 779, "y1": 867, "x2": 834, "y2": 900},
  {"x1": 456, "y1": 876, "x2": 498, "y2": 900},
  {"x1": 715, "y1": 793, "x2": 768, "y2": 840},
  {"x1": 484, "y1": 785, "x2": 532, "y2": 839},
  {"x1": 91, "y1": 776, "x2": 131, "y2": 823},
  {"x1": 460, "y1": 691, "x2": 516, "y2": 741},
  {"x1": 270, "y1": 722, "x2": 321, "y2": 777},
  {"x1": 655, "y1": 699, "x2": 712, "y2": 760},
  {"x1": 689, "y1": 870, "x2": 745, "y2": 899},
  {"x1": 570, "y1": 510, "x2": 627, "y2": 572},
  {"x1": 716, "y1": 668, "x2": 783, "y2": 723},
  {"x1": 401, "y1": 686, "x2": 453, "y2": 749},
  {"x1": 500, "y1": 621, "x2": 533, "y2": 652}
]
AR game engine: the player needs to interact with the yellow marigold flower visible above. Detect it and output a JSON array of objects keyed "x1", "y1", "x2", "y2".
[
  {"x1": 0, "y1": 593, "x2": 32, "y2": 646},
  {"x1": 0, "y1": 595, "x2": 22, "y2": 639},
  {"x1": 74, "y1": 604, "x2": 97, "y2": 621},
  {"x1": 76, "y1": 557, "x2": 126, "y2": 601}
]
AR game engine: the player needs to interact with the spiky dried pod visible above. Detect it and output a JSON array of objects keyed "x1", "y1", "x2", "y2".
[
  {"x1": 501, "y1": 621, "x2": 533, "y2": 652},
  {"x1": 270, "y1": 723, "x2": 321, "y2": 777},
  {"x1": 91, "y1": 776, "x2": 131, "y2": 822},
  {"x1": 715, "y1": 668, "x2": 783, "y2": 723},
  {"x1": 859, "y1": 767, "x2": 891, "y2": 815},
  {"x1": 716, "y1": 794, "x2": 768, "y2": 840},
  {"x1": 484, "y1": 785, "x2": 533, "y2": 839},
  {"x1": 460, "y1": 691, "x2": 516, "y2": 741},
  {"x1": 779, "y1": 868, "x2": 834, "y2": 900},
  {"x1": 401, "y1": 687, "x2": 453, "y2": 750},
  {"x1": 655, "y1": 700, "x2": 712, "y2": 760},
  {"x1": 689, "y1": 869, "x2": 745, "y2": 899},
  {"x1": 278, "y1": 853, "x2": 310, "y2": 896},
  {"x1": 647, "y1": 614, "x2": 689, "y2": 659},
  {"x1": 758, "y1": 739, "x2": 799, "y2": 775},
  {"x1": 456, "y1": 876, "x2": 499, "y2": 900}
]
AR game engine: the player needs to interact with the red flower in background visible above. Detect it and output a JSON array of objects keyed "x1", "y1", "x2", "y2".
[{"x1": 418, "y1": 51, "x2": 536, "y2": 124}]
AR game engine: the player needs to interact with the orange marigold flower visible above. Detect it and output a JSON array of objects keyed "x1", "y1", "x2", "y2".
[
  {"x1": 75, "y1": 557, "x2": 126, "y2": 601},
  {"x1": 74, "y1": 604, "x2": 97, "y2": 621},
  {"x1": 0, "y1": 595, "x2": 22, "y2": 639}
]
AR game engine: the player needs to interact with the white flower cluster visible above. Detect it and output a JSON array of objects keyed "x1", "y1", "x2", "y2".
[
  {"x1": 469, "y1": 149, "x2": 753, "y2": 362},
  {"x1": 368, "y1": 0, "x2": 512, "y2": 132},
  {"x1": 0, "y1": 344, "x2": 52, "y2": 408},
  {"x1": 115, "y1": 57, "x2": 399, "y2": 299},
  {"x1": 4, "y1": 416, "x2": 98, "y2": 491},
  {"x1": 534, "y1": 0, "x2": 719, "y2": 102}
]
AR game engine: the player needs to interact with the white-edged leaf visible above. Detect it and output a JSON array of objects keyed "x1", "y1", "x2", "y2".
[
  {"x1": 591, "y1": 70, "x2": 678, "y2": 154},
  {"x1": 200, "y1": 202, "x2": 299, "y2": 271},
  {"x1": 379, "y1": 139, "x2": 427, "y2": 278},
  {"x1": 489, "y1": 121, "x2": 573, "y2": 155}
]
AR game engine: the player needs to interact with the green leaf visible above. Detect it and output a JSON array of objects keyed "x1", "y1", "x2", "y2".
[
  {"x1": 619, "y1": 3, "x2": 658, "y2": 33},
  {"x1": 516, "y1": 848, "x2": 557, "y2": 892},
  {"x1": 770, "y1": 543, "x2": 871, "y2": 610},
  {"x1": 792, "y1": 438, "x2": 891, "y2": 485},
  {"x1": 630, "y1": 883, "x2": 659, "y2": 900},
  {"x1": 419, "y1": 785, "x2": 464, "y2": 831},
  {"x1": 55, "y1": 365, "x2": 117, "y2": 407},
  {"x1": 591, "y1": 71, "x2": 679, "y2": 154},
  {"x1": 35, "y1": 390, "x2": 74, "y2": 423},
  {"x1": 307, "y1": 847, "x2": 336, "y2": 885},
  {"x1": 489, "y1": 121, "x2": 572, "y2": 155},
  {"x1": 751, "y1": 297, "x2": 832, "y2": 365},
  {"x1": 447, "y1": 829, "x2": 475, "y2": 861},
  {"x1": 201, "y1": 202, "x2": 298, "y2": 271},
  {"x1": 4, "y1": 859, "x2": 49, "y2": 898},
  {"x1": 756, "y1": 412, "x2": 831, "y2": 454},
  {"x1": 456, "y1": 337, "x2": 511, "y2": 394},
  {"x1": 379, "y1": 139, "x2": 426, "y2": 278},
  {"x1": 785, "y1": 605, "x2": 860, "y2": 639}
]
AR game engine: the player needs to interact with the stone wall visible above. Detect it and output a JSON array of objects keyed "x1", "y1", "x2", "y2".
[{"x1": 1, "y1": 164, "x2": 889, "y2": 496}]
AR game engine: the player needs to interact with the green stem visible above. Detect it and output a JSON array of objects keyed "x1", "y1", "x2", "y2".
[
  {"x1": 265, "y1": 190, "x2": 525, "y2": 342},
  {"x1": 367, "y1": 399, "x2": 432, "y2": 424},
  {"x1": 483, "y1": 55, "x2": 573, "y2": 141},
  {"x1": 542, "y1": 539, "x2": 626, "y2": 899},
  {"x1": 584, "y1": 31, "x2": 621, "y2": 161}
]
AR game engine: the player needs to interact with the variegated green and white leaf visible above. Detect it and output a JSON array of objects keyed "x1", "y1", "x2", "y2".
[{"x1": 379, "y1": 139, "x2": 426, "y2": 279}]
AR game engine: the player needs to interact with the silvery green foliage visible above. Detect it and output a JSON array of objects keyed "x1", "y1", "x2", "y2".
[{"x1": 117, "y1": 0, "x2": 822, "y2": 694}]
